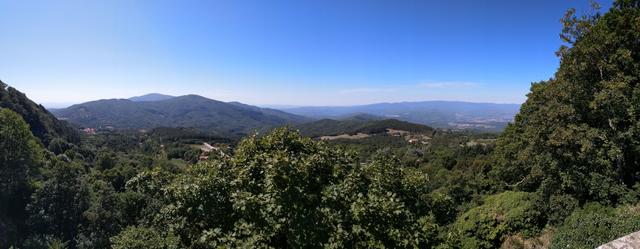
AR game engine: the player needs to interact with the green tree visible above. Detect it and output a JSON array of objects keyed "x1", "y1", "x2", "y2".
[
  {"x1": 27, "y1": 160, "x2": 90, "y2": 247},
  {"x1": 47, "y1": 138, "x2": 72, "y2": 155},
  {"x1": 159, "y1": 128, "x2": 352, "y2": 248},
  {"x1": 76, "y1": 179, "x2": 124, "y2": 249},
  {"x1": 0, "y1": 108, "x2": 44, "y2": 247},
  {"x1": 321, "y1": 154, "x2": 440, "y2": 248},
  {"x1": 149, "y1": 128, "x2": 442, "y2": 248},
  {"x1": 492, "y1": 0, "x2": 640, "y2": 204},
  {"x1": 122, "y1": 167, "x2": 177, "y2": 227}
]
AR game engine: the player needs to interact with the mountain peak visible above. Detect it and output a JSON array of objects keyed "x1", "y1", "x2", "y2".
[
  {"x1": 128, "y1": 93, "x2": 174, "y2": 102},
  {"x1": 177, "y1": 94, "x2": 208, "y2": 99}
]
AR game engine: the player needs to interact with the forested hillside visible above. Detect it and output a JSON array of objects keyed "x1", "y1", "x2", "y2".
[
  {"x1": 0, "y1": 81, "x2": 80, "y2": 145},
  {"x1": 296, "y1": 115, "x2": 435, "y2": 137},
  {"x1": 52, "y1": 94, "x2": 308, "y2": 136},
  {"x1": 1, "y1": 1, "x2": 640, "y2": 248}
]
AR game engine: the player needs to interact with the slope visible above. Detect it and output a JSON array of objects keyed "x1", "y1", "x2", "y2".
[{"x1": 0, "y1": 81, "x2": 80, "y2": 145}]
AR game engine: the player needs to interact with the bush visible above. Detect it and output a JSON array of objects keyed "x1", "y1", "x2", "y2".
[
  {"x1": 550, "y1": 203, "x2": 640, "y2": 249},
  {"x1": 451, "y1": 191, "x2": 545, "y2": 248},
  {"x1": 546, "y1": 194, "x2": 578, "y2": 225},
  {"x1": 110, "y1": 226, "x2": 180, "y2": 249}
]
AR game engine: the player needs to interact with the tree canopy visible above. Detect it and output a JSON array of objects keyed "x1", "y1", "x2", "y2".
[{"x1": 492, "y1": 0, "x2": 640, "y2": 204}]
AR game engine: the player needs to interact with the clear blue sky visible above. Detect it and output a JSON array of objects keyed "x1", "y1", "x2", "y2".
[{"x1": 0, "y1": 0, "x2": 613, "y2": 107}]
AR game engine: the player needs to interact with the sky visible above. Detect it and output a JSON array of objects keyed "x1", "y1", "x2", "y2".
[{"x1": 0, "y1": 0, "x2": 613, "y2": 108}]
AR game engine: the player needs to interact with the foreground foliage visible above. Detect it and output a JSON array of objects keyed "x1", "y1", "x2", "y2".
[
  {"x1": 451, "y1": 191, "x2": 544, "y2": 249},
  {"x1": 140, "y1": 129, "x2": 442, "y2": 248},
  {"x1": 551, "y1": 204, "x2": 640, "y2": 248}
]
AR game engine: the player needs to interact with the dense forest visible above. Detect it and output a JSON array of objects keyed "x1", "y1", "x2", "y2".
[{"x1": 1, "y1": 1, "x2": 640, "y2": 248}]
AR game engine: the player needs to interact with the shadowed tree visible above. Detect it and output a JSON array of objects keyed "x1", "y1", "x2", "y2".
[{"x1": 0, "y1": 108, "x2": 44, "y2": 247}]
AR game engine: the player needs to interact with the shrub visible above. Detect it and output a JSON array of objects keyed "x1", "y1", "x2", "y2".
[
  {"x1": 451, "y1": 191, "x2": 545, "y2": 248},
  {"x1": 110, "y1": 226, "x2": 180, "y2": 249},
  {"x1": 550, "y1": 203, "x2": 640, "y2": 249}
]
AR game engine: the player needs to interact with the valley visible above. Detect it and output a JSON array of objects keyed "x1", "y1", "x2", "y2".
[{"x1": 281, "y1": 101, "x2": 520, "y2": 132}]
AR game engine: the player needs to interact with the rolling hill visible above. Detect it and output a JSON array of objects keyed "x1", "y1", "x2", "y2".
[
  {"x1": 282, "y1": 101, "x2": 520, "y2": 131},
  {"x1": 296, "y1": 115, "x2": 435, "y2": 138},
  {"x1": 51, "y1": 94, "x2": 309, "y2": 136}
]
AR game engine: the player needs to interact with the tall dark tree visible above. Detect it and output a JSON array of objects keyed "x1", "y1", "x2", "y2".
[{"x1": 0, "y1": 108, "x2": 44, "y2": 247}]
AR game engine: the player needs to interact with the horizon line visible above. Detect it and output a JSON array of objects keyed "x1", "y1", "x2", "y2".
[{"x1": 40, "y1": 93, "x2": 524, "y2": 109}]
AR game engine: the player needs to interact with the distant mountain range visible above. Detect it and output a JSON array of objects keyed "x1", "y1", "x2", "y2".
[
  {"x1": 47, "y1": 91, "x2": 520, "y2": 136},
  {"x1": 281, "y1": 101, "x2": 521, "y2": 132},
  {"x1": 51, "y1": 94, "x2": 309, "y2": 136}
]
